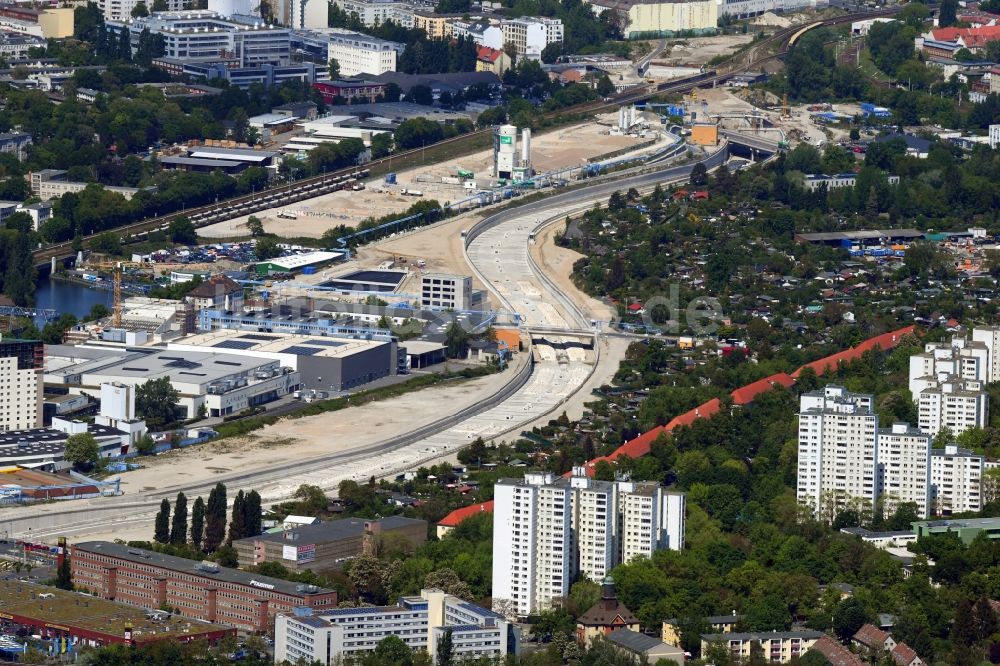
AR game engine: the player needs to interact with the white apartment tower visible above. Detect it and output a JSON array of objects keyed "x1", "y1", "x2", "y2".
[
  {"x1": 909, "y1": 338, "x2": 989, "y2": 396},
  {"x1": 0, "y1": 337, "x2": 43, "y2": 431},
  {"x1": 877, "y1": 423, "x2": 931, "y2": 519},
  {"x1": 796, "y1": 386, "x2": 878, "y2": 517},
  {"x1": 492, "y1": 470, "x2": 683, "y2": 617},
  {"x1": 972, "y1": 326, "x2": 1000, "y2": 382},
  {"x1": 916, "y1": 377, "x2": 988, "y2": 438},
  {"x1": 931, "y1": 445, "x2": 984, "y2": 514}
]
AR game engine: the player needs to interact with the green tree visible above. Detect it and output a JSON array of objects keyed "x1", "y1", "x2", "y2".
[
  {"x1": 833, "y1": 597, "x2": 869, "y2": 641},
  {"x1": 244, "y1": 490, "x2": 262, "y2": 537},
  {"x1": 690, "y1": 162, "x2": 708, "y2": 187},
  {"x1": 170, "y1": 492, "x2": 188, "y2": 546},
  {"x1": 154, "y1": 498, "x2": 171, "y2": 544},
  {"x1": 191, "y1": 496, "x2": 206, "y2": 550},
  {"x1": 136, "y1": 377, "x2": 180, "y2": 429},
  {"x1": 436, "y1": 628, "x2": 453, "y2": 666},
  {"x1": 246, "y1": 216, "x2": 265, "y2": 237},
  {"x1": 254, "y1": 236, "x2": 282, "y2": 260},
  {"x1": 64, "y1": 432, "x2": 100, "y2": 469},
  {"x1": 204, "y1": 482, "x2": 227, "y2": 552},
  {"x1": 228, "y1": 489, "x2": 247, "y2": 544},
  {"x1": 939, "y1": 0, "x2": 957, "y2": 26},
  {"x1": 130, "y1": 1, "x2": 148, "y2": 17},
  {"x1": 373, "y1": 635, "x2": 413, "y2": 666},
  {"x1": 56, "y1": 550, "x2": 72, "y2": 590},
  {"x1": 134, "y1": 433, "x2": 156, "y2": 456},
  {"x1": 328, "y1": 57, "x2": 341, "y2": 80},
  {"x1": 168, "y1": 216, "x2": 197, "y2": 245},
  {"x1": 445, "y1": 321, "x2": 469, "y2": 359}
]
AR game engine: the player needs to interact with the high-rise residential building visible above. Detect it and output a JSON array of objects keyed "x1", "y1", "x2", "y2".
[
  {"x1": 909, "y1": 338, "x2": 989, "y2": 396},
  {"x1": 0, "y1": 336, "x2": 43, "y2": 431},
  {"x1": 972, "y1": 326, "x2": 1000, "y2": 382},
  {"x1": 499, "y1": 17, "x2": 563, "y2": 59},
  {"x1": 916, "y1": 377, "x2": 988, "y2": 438},
  {"x1": 492, "y1": 470, "x2": 683, "y2": 617},
  {"x1": 796, "y1": 386, "x2": 878, "y2": 517},
  {"x1": 931, "y1": 445, "x2": 984, "y2": 514},
  {"x1": 98, "y1": 0, "x2": 183, "y2": 22},
  {"x1": 877, "y1": 423, "x2": 931, "y2": 519}
]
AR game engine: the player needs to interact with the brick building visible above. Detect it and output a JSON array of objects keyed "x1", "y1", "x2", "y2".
[{"x1": 71, "y1": 541, "x2": 338, "y2": 634}]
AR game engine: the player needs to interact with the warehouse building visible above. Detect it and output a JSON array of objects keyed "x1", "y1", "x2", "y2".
[
  {"x1": 71, "y1": 541, "x2": 339, "y2": 634},
  {"x1": 233, "y1": 516, "x2": 426, "y2": 572},
  {"x1": 44, "y1": 347, "x2": 300, "y2": 419},
  {"x1": 0, "y1": 580, "x2": 235, "y2": 648},
  {"x1": 254, "y1": 250, "x2": 345, "y2": 276},
  {"x1": 168, "y1": 330, "x2": 398, "y2": 393}
]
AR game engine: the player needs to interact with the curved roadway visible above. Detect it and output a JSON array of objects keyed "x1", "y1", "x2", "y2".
[{"x1": 0, "y1": 147, "x2": 727, "y2": 541}]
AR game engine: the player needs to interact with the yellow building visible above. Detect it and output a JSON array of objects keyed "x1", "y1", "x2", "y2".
[
  {"x1": 412, "y1": 11, "x2": 453, "y2": 38},
  {"x1": 662, "y1": 614, "x2": 740, "y2": 647},
  {"x1": 38, "y1": 8, "x2": 74, "y2": 39},
  {"x1": 586, "y1": 0, "x2": 716, "y2": 39},
  {"x1": 475, "y1": 45, "x2": 511, "y2": 76}
]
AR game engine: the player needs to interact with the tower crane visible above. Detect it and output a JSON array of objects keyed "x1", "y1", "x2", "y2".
[{"x1": 85, "y1": 261, "x2": 153, "y2": 328}]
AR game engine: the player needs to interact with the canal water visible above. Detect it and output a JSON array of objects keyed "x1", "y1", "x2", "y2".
[{"x1": 35, "y1": 274, "x2": 114, "y2": 322}]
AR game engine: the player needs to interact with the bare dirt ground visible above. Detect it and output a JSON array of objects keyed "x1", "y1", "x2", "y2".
[
  {"x1": 108, "y1": 355, "x2": 527, "y2": 494},
  {"x1": 529, "y1": 222, "x2": 615, "y2": 325},
  {"x1": 197, "y1": 121, "x2": 643, "y2": 240},
  {"x1": 657, "y1": 34, "x2": 755, "y2": 66}
]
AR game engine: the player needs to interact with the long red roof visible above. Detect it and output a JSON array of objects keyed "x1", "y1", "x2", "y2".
[{"x1": 436, "y1": 326, "x2": 916, "y2": 527}]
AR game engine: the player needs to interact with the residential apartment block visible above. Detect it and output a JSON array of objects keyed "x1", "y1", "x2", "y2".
[
  {"x1": 972, "y1": 326, "x2": 1000, "y2": 382},
  {"x1": 931, "y1": 445, "x2": 984, "y2": 514},
  {"x1": 330, "y1": 0, "x2": 428, "y2": 28},
  {"x1": 796, "y1": 386, "x2": 879, "y2": 516},
  {"x1": 701, "y1": 631, "x2": 824, "y2": 664},
  {"x1": 99, "y1": 0, "x2": 183, "y2": 21},
  {"x1": 500, "y1": 17, "x2": 563, "y2": 59},
  {"x1": 71, "y1": 541, "x2": 339, "y2": 633},
  {"x1": 492, "y1": 469, "x2": 684, "y2": 617},
  {"x1": 909, "y1": 338, "x2": 989, "y2": 394},
  {"x1": 877, "y1": 423, "x2": 931, "y2": 518},
  {"x1": 0, "y1": 337, "x2": 43, "y2": 431},
  {"x1": 0, "y1": 131, "x2": 32, "y2": 161},
  {"x1": 274, "y1": 588, "x2": 520, "y2": 664},
  {"x1": 916, "y1": 376, "x2": 988, "y2": 438}
]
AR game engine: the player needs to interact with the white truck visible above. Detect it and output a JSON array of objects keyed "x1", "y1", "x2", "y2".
[{"x1": 400, "y1": 189, "x2": 423, "y2": 197}]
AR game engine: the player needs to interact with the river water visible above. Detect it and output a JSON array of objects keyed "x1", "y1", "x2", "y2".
[{"x1": 35, "y1": 274, "x2": 114, "y2": 322}]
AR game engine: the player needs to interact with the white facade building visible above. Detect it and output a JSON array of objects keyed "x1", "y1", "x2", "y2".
[
  {"x1": 931, "y1": 445, "x2": 984, "y2": 515},
  {"x1": 877, "y1": 423, "x2": 931, "y2": 519},
  {"x1": 500, "y1": 17, "x2": 563, "y2": 59},
  {"x1": 908, "y1": 338, "x2": 989, "y2": 396},
  {"x1": 329, "y1": 0, "x2": 420, "y2": 27},
  {"x1": 275, "y1": 589, "x2": 519, "y2": 664},
  {"x1": 0, "y1": 337, "x2": 42, "y2": 431},
  {"x1": 294, "y1": 28, "x2": 400, "y2": 76},
  {"x1": 99, "y1": 0, "x2": 184, "y2": 22},
  {"x1": 972, "y1": 326, "x2": 1000, "y2": 383},
  {"x1": 451, "y1": 19, "x2": 503, "y2": 49},
  {"x1": 492, "y1": 469, "x2": 683, "y2": 617},
  {"x1": 107, "y1": 11, "x2": 291, "y2": 67},
  {"x1": 796, "y1": 386, "x2": 878, "y2": 517},
  {"x1": 916, "y1": 377, "x2": 988, "y2": 438}
]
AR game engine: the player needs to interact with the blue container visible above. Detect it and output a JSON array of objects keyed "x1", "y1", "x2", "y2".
[
  {"x1": 302, "y1": 266, "x2": 317, "y2": 275},
  {"x1": 385, "y1": 173, "x2": 397, "y2": 185}
]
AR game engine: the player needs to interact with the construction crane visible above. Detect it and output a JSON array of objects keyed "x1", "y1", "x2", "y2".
[{"x1": 86, "y1": 261, "x2": 153, "y2": 328}]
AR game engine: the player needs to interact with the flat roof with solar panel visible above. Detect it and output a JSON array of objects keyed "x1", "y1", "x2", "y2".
[{"x1": 170, "y1": 330, "x2": 391, "y2": 360}]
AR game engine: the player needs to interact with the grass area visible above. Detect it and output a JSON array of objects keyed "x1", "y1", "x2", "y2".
[
  {"x1": 213, "y1": 365, "x2": 497, "y2": 439},
  {"x1": 858, "y1": 47, "x2": 892, "y2": 83}
]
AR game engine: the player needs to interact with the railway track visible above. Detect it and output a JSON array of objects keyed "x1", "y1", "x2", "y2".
[{"x1": 31, "y1": 9, "x2": 895, "y2": 267}]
